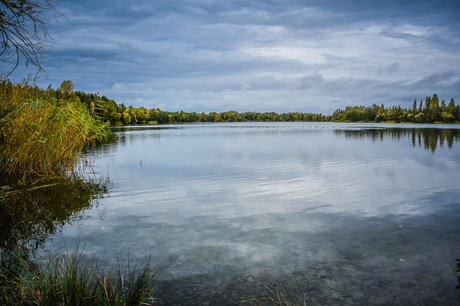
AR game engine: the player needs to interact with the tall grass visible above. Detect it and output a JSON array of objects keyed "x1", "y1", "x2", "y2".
[
  {"x1": 0, "y1": 79, "x2": 107, "y2": 180},
  {"x1": 0, "y1": 246, "x2": 156, "y2": 305}
]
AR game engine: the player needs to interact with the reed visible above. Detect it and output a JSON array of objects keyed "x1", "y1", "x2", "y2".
[
  {"x1": 0, "y1": 246, "x2": 156, "y2": 305},
  {"x1": 0, "y1": 79, "x2": 108, "y2": 181}
]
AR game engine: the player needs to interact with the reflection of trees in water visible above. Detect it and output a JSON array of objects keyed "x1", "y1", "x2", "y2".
[
  {"x1": 84, "y1": 127, "x2": 166, "y2": 153},
  {"x1": 0, "y1": 174, "x2": 108, "y2": 254},
  {"x1": 335, "y1": 128, "x2": 460, "y2": 152}
]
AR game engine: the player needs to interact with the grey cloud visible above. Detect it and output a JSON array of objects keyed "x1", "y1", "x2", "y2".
[
  {"x1": 296, "y1": 73, "x2": 324, "y2": 89},
  {"x1": 387, "y1": 63, "x2": 399, "y2": 74},
  {"x1": 8, "y1": 0, "x2": 460, "y2": 113},
  {"x1": 377, "y1": 63, "x2": 399, "y2": 75},
  {"x1": 411, "y1": 72, "x2": 460, "y2": 101}
]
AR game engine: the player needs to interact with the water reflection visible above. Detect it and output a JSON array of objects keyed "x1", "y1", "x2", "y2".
[
  {"x1": 0, "y1": 174, "x2": 108, "y2": 253},
  {"x1": 336, "y1": 127, "x2": 460, "y2": 152},
  {"x1": 40, "y1": 123, "x2": 460, "y2": 304}
]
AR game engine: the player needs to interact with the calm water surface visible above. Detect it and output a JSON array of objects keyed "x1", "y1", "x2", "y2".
[{"x1": 46, "y1": 122, "x2": 460, "y2": 304}]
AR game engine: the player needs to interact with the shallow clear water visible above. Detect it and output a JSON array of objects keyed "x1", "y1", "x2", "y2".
[{"x1": 46, "y1": 122, "x2": 460, "y2": 304}]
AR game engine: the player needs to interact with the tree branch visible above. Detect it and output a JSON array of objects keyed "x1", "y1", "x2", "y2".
[{"x1": 0, "y1": 0, "x2": 59, "y2": 76}]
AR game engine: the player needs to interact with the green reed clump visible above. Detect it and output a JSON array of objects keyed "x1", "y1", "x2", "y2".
[
  {"x1": 0, "y1": 246, "x2": 156, "y2": 305},
  {"x1": 0, "y1": 247, "x2": 33, "y2": 305},
  {"x1": 0, "y1": 79, "x2": 108, "y2": 180}
]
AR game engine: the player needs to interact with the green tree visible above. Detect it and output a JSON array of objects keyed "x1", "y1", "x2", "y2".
[
  {"x1": 208, "y1": 112, "x2": 222, "y2": 122},
  {"x1": 56, "y1": 80, "x2": 75, "y2": 101},
  {"x1": 412, "y1": 99, "x2": 418, "y2": 113},
  {"x1": 375, "y1": 104, "x2": 386, "y2": 122},
  {"x1": 122, "y1": 108, "x2": 132, "y2": 124}
]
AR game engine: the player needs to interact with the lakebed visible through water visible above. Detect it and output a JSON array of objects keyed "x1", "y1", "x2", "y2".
[{"x1": 5, "y1": 122, "x2": 460, "y2": 304}]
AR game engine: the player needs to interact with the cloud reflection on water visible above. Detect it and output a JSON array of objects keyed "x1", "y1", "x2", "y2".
[{"x1": 47, "y1": 123, "x2": 460, "y2": 304}]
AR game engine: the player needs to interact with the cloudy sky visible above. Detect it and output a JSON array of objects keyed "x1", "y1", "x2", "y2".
[{"x1": 9, "y1": 0, "x2": 460, "y2": 113}]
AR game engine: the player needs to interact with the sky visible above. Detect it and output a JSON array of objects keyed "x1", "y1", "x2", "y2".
[{"x1": 8, "y1": 0, "x2": 460, "y2": 113}]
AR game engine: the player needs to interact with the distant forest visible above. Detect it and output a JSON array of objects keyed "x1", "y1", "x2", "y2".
[
  {"x1": 77, "y1": 89, "x2": 459, "y2": 125},
  {"x1": 3, "y1": 80, "x2": 459, "y2": 126}
]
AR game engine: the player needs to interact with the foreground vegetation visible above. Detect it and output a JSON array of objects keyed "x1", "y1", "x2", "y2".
[{"x1": 0, "y1": 247, "x2": 156, "y2": 306}]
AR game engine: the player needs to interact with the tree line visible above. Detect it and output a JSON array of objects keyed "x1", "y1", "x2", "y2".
[
  {"x1": 331, "y1": 95, "x2": 460, "y2": 123},
  {"x1": 5, "y1": 80, "x2": 456, "y2": 127},
  {"x1": 75, "y1": 90, "x2": 330, "y2": 125},
  {"x1": 78, "y1": 89, "x2": 458, "y2": 125}
]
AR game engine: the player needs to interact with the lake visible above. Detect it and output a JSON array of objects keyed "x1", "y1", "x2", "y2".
[{"x1": 14, "y1": 122, "x2": 460, "y2": 304}]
